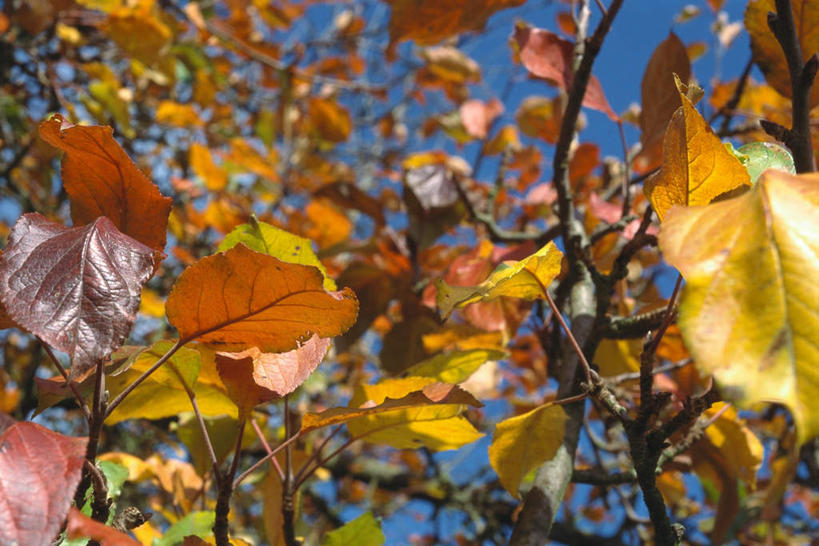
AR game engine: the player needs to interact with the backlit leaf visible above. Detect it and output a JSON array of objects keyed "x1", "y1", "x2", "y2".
[
  {"x1": 154, "y1": 511, "x2": 214, "y2": 546},
  {"x1": 735, "y1": 142, "x2": 795, "y2": 183},
  {"x1": 219, "y1": 218, "x2": 336, "y2": 290},
  {"x1": 322, "y1": 512, "x2": 385, "y2": 546},
  {"x1": 488, "y1": 403, "x2": 568, "y2": 498},
  {"x1": 516, "y1": 96, "x2": 563, "y2": 144},
  {"x1": 659, "y1": 170, "x2": 819, "y2": 444},
  {"x1": 745, "y1": 0, "x2": 819, "y2": 107},
  {"x1": 302, "y1": 379, "x2": 483, "y2": 451},
  {"x1": 190, "y1": 143, "x2": 228, "y2": 192},
  {"x1": 307, "y1": 97, "x2": 352, "y2": 143},
  {"x1": 166, "y1": 244, "x2": 358, "y2": 351},
  {"x1": 105, "y1": 7, "x2": 172, "y2": 65},
  {"x1": 0, "y1": 422, "x2": 87, "y2": 546},
  {"x1": 38, "y1": 115, "x2": 172, "y2": 253},
  {"x1": 640, "y1": 32, "x2": 691, "y2": 150},
  {"x1": 156, "y1": 101, "x2": 203, "y2": 128},
  {"x1": 460, "y1": 98, "x2": 503, "y2": 139},
  {"x1": 106, "y1": 340, "x2": 237, "y2": 423},
  {"x1": 644, "y1": 77, "x2": 750, "y2": 220},
  {"x1": 436, "y1": 242, "x2": 563, "y2": 318},
  {"x1": 403, "y1": 349, "x2": 507, "y2": 384},
  {"x1": 514, "y1": 24, "x2": 617, "y2": 121},
  {"x1": 0, "y1": 214, "x2": 154, "y2": 376},
  {"x1": 216, "y1": 336, "x2": 331, "y2": 416}
]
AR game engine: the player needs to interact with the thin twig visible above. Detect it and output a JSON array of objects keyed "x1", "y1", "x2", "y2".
[
  {"x1": 541, "y1": 284, "x2": 593, "y2": 385},
  {"x1": 234, "y1": 432, "x2": 303, "y2": 488},
  {"x1": 252, "y1": 417, "x2": 284, "y2": 482},
  {"x1": 174, "y1": 366, "x2": 220, "y2": 477},
  {"x1": 39, "y1": 339, "x2": 91, "y2": 422}
]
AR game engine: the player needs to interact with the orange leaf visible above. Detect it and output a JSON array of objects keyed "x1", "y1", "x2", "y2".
[
  {"x1": 166, "y1": 244, "x2": 358, "y2": 352},
  {"x1": 216, "y1": 336, "x2": 331, "y2": 416},
  {"x1": 38, "y1": 115, "x2": 172, "y2": 253},
  {"x1": 66, "y1": 507, "x2": 141, "y2": 546},
  {"x1": 385, "y1": 0, "x2": 524, "y2": 59},
  {"x1": 746, "y1": 0, "x2": 819, "y2": 108},
  {"x1": 514, "y1": 24, "x2": 617, "y2": 121}
]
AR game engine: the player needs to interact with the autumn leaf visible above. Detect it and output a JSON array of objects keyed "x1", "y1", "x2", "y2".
[
  {"x1": 0, "y1": 422, "x2": 88, "y2": 546},
  {"x1": 216, "y1": 336, "x2": 331, "y2": 416},
  {"x1": 105, "y1": 6, "x2": 172, "y2": 65},
  {"x1": 436, "y1": 242, "x2": 563, "y2": 318},
  {"x1": 302, "y1": 379, "x2": 483, "y2": 451},
  {"x1": 385, "y1": 0, "x2": 524, "y2": 59},
  {"x1": 0, "y1": 214, "x2": 155, "y2": 376},
  {"x1": 733, "y1": 141, "x2": 795, "y2": 183},
  {"x1": 516, "y1": 96, "x2": 564, "y2": 144},
  {"x1": 403, "y1": 349, "x2": 507, "y2": 384},
  {"x1": 322, "y1": 512, "x2": 385, "y2": 546},
  {"x1": 460, "y1": 98, "x2": 504, "y2": 139},
  {"x1": 514, "y1": 24, "x2": 617, "y2": 121},
  {"x1": 38, "y1": 114, "x2": 172, "y2": 253},
  {"x1": 66, "y1": 507, "x2": 141, "y2": 546},
  {"x1": 307, "y1": 97, "x2": 352, "y2": 143},
  {"x1": 640, "y1": 32, "x2": 691, "y2": 150},
  {"x1": 219, "y1": 218, "x2": 336, "y2": 290},
  {"x1": 660, "y1": 170, "x2": 819, "y2": 444},
  {"x1": 488, "y1": 403, "x2": 568, "y2": 498},
  {"x1": 156, "y1": 100, "x2": 203, "y2": 128},
  {"x1": 106, "y1": 340, "x2": 237, "y2": 424},
  {"x1": 745, "y1": 0, "x2": 819, "y2": 107},
  {"x1": 166, "y1": 244, "x2": 358, "y2": 351},
  {"x1": 190, "y1": 143, "x2": 228, "y2": 192},
  {"x1": 644, "y1": 76, "x2": 751, "y2": 220}
]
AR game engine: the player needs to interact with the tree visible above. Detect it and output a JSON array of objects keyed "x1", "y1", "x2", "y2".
[{"x1": 0, "y1": 0, "x2": 817, "y2": 544}]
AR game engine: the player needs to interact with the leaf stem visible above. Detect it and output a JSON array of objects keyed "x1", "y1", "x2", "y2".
[{"x1": 39, "y1": 339, "x2": 91, "y2": 422}]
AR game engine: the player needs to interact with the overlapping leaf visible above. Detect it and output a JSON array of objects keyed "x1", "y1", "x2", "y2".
[
  {"x1": 0, "y1": 422, "x2": 88, "y2": 546},
  {"x1": 216, "y1": 336, "x2": 331, "y2": 416},
  {"x1": 644, "y1": 78, "x2": 750, "y2": 220},
  {"x1": 640, "y1": 32, "x2": 691, "y2": 150},
  {"x1": 436, "y1": 242, "x2": 563, "y2": 317},
  {"x1": 38, "y1": 115, "x2": 172, "y2": 253},
  {"x1": 403, "y1": 349, "x2": 507, "y2": 384},
  {"x1": 66, "y1": 507, "x2": 141, "y2": 546},
  {"x1": 0, "y1": 214, "x2": 155, "y2": 376},
  {"x1": 218, "y1": 219, "x2": 335, "y2": 290},
  {"x1": 106, "y1": 340, "x2": 237, "y2": 424},
  {"x1": 660, "y1": 170, "x2": 819, "y2": 443},
  {"x1": 488, "y1": 403, "x2": 568, "y2": 498},
  {"x1": 745, "y1": 0, "x2": 819, "y2": 107},
  {"x1": 165, "y1": 244, "x2": 358, "y2": 351},
  {"x1": 514, "y1": 24, "x2": 617, "y2": 121},
  {"x1": 301, "y1": 378, "x2": 483, "y2": 451}
]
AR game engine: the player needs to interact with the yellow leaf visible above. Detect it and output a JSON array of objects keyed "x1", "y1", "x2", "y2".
[
  {"x1": 304, "y1": 199, "x2": 352, "y2": 249},
  {"x1": 156, "y1": 101, "x2": 202, "y2": 128},
  {"x1": 488, "y1": 403, "x2": 568, "y2": 498},
  {"x1": 138, "y1": 287, "x2": 165, "y2": 318},
  {"x1": 106, "y1": 340, "x2": 237, "y2": 423},
  {"x1": 165, "y1": 244, "x2": 358, "y2": 352},
  {"x1": 436, "y1": 242, "x2": 563, "y2": 318},
  {"x1": 403, "y1": 349, "x2": 507, "y2": 384},
  {"x1": 105, "y1": 8, "x2": 171, "y2": 65},
  {"x1": 594, "y1": 338, "x2": 641, "y2": 377},
  {"x1": 693, "y1": 403, "x2": 763, "y2": 489},
  {"x1": 303, "y1": 378, "x2": 483, "y2": 451},
  {"x1": 419, "y1": 46, "x2": 481, "y2": 85},
  {"x1": 218, "y1": 218, "x2": 336, "y2": 290},
  {"x1": 516, "y1": 96, "x2": 563, "y2": 145},
  {"x1": 659, "y1": 170, "x2": 819, "y2": 444},
  {"x1": 745, "y1": 0, "x2": 819, "y2": 108},
  {"x1": 190, "y1": 143, "x2": 228, "y2": 191},
  {"x1": 307, "y1": 97, "x2": 352, "y2": 143},
  {"x1": 644, "y1": 75, "x2": 751, "y2": 221}
]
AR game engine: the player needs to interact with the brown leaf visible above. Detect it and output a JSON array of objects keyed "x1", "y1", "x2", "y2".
[
  {"x1": 216, "y1": 336, "x2": 331, "y2": 415},
  {"x1": 385, "y1": 0, "x2": 524, "y2": 59},
  {"x1": 314, "y1": 182, "x2": 386, "y2": 226},
  {"x1": 66, "y1": 507, "x2": 141, "y2": 545},
  {"x1": 38, "y1": 114, "x2": 172, "y2": 253},
  {"x1": 640, "y1": 32, "x2": 691, "y2": 150},
  {"x1": 0, "y1": 214, "x2": 155, "y2": 376},
  {"x1": 0, "y1": 422, "x2": 87, "y2": 546},
  {"x1": 514, "y1": 24, "x2": 617, "y2": 121},
  {"x1": 166, "y1": 244, "x2": 358, "y2": 352}
]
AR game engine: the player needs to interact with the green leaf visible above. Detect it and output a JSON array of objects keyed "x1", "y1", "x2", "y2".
[
  {"x1": 153, "y1": 511, "x2": 214, "y2": 546},
  {"x1": 403, "y1": 349, "x2": 507, "y2": 383},
  {"x1": 322, "y1": 512, "x2": 385, "y2": 546},
  {"x1": 218, "y1": 217, "x2": 336, "y2": 290},
  {"x1": 736, "y1": 142, "x2": 795, "y2": 184}
]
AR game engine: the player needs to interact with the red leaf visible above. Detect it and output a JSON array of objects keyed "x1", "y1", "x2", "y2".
[
  {"x1": 38, "y1": 114, "x2": 172, "y2": 254},
  {"x1": 66, "y1": 507, "x2": 141, "y2": 546},
  {"x1": 514, "y1": 25, "x2": 618, "y2": 121},
  {"x1": 0, "y1": 214, "x2": 155, "y2": 376},
  {"x1": 0, "y1": 422, "x2": 88, "y2": 546}
]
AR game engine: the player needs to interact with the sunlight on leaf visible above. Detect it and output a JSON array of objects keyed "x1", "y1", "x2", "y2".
[
  {"x1": 322, "y1": 512, "x2": 385, "y2": 546},
  {"x1": 436, "y1": 242, "x2": 563, "y2": 318},
  {"x1": 166, "y1": 244, "x2": 358, "y2": 351},
  {"x1": 403, "y1": 349, "x2": 507, "y2": 384},
  {"x1": 660, "y1": 170, "x2": 819, "y2": 444},
  {"x1": 644, "y1": 76, "x2": 750, "y2": 220},
  {"x1": 489, "y1": 403, "x2": 568, "y2": 499}
]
